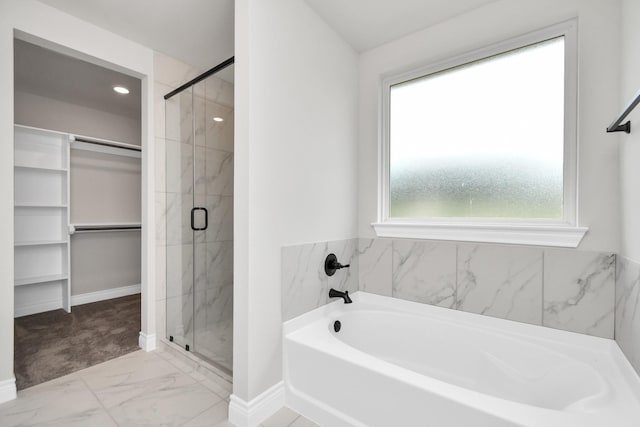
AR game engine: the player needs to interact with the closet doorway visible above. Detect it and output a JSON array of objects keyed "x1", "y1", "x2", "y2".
[
  {"x1": 13, "y1": 39, "x2": 143, "y2": 389},
  {"x1": 164, "y1": 59, "x2": 234, "y2": 375}
]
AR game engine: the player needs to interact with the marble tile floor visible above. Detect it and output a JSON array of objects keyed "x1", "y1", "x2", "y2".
[{"x1": 0, "y1": 348, "x2": 318, "y2": 427}]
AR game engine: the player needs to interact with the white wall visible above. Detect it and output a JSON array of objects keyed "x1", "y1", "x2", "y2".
[
  {"x1": 619, "y1": 0, "x2": 640, "y2": 261},
  {"x1": 358, "y1": 0, "x2": 621, "y2": 253},
  {"x1": 14, "y1": 91, "x2": 141, "y2": 145},
  {"x1": 0, "y1": 0, "x2": 155, "y2": 400},
  {"x1": 234, "y1": 0, "x2": 359, "y2": 400},
  {"x1": 71, "y1": 232, "x2": 141, "y2": 295}
]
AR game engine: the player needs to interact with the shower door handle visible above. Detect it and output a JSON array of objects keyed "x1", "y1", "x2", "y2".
[
  {"x1": 202, "y1": 207, "x2": 208, "y2": 231},
  {"x1": 191, "y1": 207, "x2": 208, "y2": 231}
]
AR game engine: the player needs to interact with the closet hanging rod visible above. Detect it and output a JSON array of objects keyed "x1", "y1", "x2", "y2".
[
  {"x1": 164, "y1": 56, "x2": 235, "y2": 100},
  {"x1": 71, "y1": 135, "x2": 142, "y2": 152},
  {"x1": 607, "y1": 89, "x2": 640, "y2": 134},
  {"x1": 72, "y1": 225, "x2": 141, "y2": 233}
]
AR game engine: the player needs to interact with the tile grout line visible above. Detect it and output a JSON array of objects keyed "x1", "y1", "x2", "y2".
[
  {"x1": 455, "y1": 243, "x2": 459, "y2": 310},
  {"x1": 81, "y1": 350, "x2": 225, "y2": 426},
  {"x1": 160, "y1": 349, "x2": 232, "y2": 401},
  {"x1": 286, "y1": 415, "x2": 302, "y2": 427},
  {"x1": 77, "y1": 375, "x2": 121, "y2": 427},
  {"x1": 176, "y1": 398, "x2": 222, "y2": 427},
  {"x1": 541, "y1": 249, "x2": 545, "y2": 327}
]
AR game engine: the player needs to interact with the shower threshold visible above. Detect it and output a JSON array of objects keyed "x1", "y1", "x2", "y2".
[{"x1": 159, "y1": 338, "x2": 232, "y2": 384}]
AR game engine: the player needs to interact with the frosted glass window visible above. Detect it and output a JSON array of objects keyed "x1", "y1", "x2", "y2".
[{"x1": 389, "y1": 37, "x2": 565, "y2": 219}]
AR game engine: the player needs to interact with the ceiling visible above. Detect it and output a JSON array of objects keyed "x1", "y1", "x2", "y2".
[
  {"x1": 33, "y1": 0, "x2": 493, "y2": 67},
  {"x1": 14, "y1": 39, "x2": 141, "y2": 119},
  {"x1": 36, "y1": 0, "x2": 234, "y2": 71},
  {"x1": 305, "y1": 0, "x2": 498, "y2": 52}
]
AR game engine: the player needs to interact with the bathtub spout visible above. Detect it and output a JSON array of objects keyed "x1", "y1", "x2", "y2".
[{"x1": 329, "y1": 288, "x2": 352, "y2": 304}]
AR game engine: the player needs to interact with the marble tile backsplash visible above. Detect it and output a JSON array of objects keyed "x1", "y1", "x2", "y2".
[
  {"x1": 282, "y1": 238, "x2": 618, "y2": 341},
  {"x1": 358, "y1": 239, "x2": 392, "y2": 297},
  {"x1": 544, "y1": 250, "x2": 615, "y2": 338},
  {"x1": 392, "y1": 240, "x2": 456, "y2": 308},
  {"x1": 616, "y1": 256, "x2": 640, "y2": 375},
  {"x1": 328, "y1": 239, "x2": 359, "y2": 296},
  {"x1": 457, "y1": 244, "x2": 543, "y2": 325},
  {"x1": 282, "y1": 239, "x2": 358, "y2": 321}
]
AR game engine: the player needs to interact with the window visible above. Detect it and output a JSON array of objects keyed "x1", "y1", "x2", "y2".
[{"x1": 374, "y1": 21, "x2": 587, "y2": 247}]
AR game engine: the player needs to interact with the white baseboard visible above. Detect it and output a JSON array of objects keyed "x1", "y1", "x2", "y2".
[
  {"x1": 14, "y1": 284, "x2": 141, "y2": 318},
  {"x1": 229, "y1": 381, "x2": 285, "y2": 427},
  {"x1": 14, "y1": 300, "x2": 62, "y2": 318},
  {"x1": 71, "y1": 284, "x2": 141, "y2": 306},
  {"x1": 0, "y1": 377, "x2": 17, "y2": 404},
  {"x1": 139, "y1": 332, "x2": 157, "y2": 352}
]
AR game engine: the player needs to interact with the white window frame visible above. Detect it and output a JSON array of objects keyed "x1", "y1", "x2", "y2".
[{"x1": 373, "y1": 19, "x2": 587, "y2": 247}]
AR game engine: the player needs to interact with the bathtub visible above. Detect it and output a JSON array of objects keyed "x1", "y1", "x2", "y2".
[{"x1": 283, "y1": 292, "x2": 640, "y2": 426}]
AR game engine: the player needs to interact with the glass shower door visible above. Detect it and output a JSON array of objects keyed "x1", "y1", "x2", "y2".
[
  {"x1": 192, "y1": 74, "x2": 234, "y2": 373},
  {"x1": 165, "y1": 63, "x2": 234, "y2": 375},
  {"x1": 165, "y1": 86, "x2": 196, "y2": 351}
]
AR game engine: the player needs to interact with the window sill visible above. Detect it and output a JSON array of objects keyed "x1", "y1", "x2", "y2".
[{"x1": 371, "y1": 222, "x2": 588, "y2": 248}]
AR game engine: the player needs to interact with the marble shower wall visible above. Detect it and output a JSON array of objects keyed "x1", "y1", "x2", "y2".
[
  {"x1": 154, "y1": 52, "x2": 203, "y2": 341},
  {"x1": 615, "y1": 256, "x2": 640, "y2": 375},
  {"x1": 192, "y1": 76, "x2": 234, "y2": 369},
  {"x1": 359, "y1": 239, "x2": 616, "y2": 339},
  {"x1": 281, "y1": 239, "x2": 359, "y2": 321}
]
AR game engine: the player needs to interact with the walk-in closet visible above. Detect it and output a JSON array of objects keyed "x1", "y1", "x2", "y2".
[{"x1": 13, "y1": 39, "x2": 142, "y2": 389}]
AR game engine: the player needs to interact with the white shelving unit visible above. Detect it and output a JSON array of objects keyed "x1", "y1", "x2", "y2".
[{"x1": 14, "y1": 125, "x2": 71, "y2": 317}]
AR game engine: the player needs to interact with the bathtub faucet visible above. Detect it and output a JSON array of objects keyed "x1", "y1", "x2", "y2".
[
  {"x1": 329, "y1": 288, "x2": 352, "y2": 304},
  {"x1": 324, "y1": 253, "x2": 350, "y2": 277}
]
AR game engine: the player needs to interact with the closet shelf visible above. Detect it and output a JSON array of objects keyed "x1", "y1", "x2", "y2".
[
  {"x1": 14, "y1": 165, "x2": 67, "y2": 172},
  {"x1": 14, "y1": 125, "x2": 72, "y2": 314},
  {"x1": 14, "y1": 240, "x2": 67, "y2": 247},
  {"x1": 15, "y1": 273, "x2": 68, "y2": 287}
]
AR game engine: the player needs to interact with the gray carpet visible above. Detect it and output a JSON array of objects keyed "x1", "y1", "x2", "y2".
[{"x1": 14, "y1": 294, "x2": 141, "y2": 390}]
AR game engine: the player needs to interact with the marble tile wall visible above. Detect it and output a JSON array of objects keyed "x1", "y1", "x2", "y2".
[
  {"x1": 358, "y1": 239, "x2": 616, "y2": 338},
  {"x1": 457, "y1": 244, "x2": 543, "y2": 325},
  {"x1": 544, "y1": 249, "x2": 615, "y2": 338},
  {"x1": 281, "y1": 239, "x2": 359, "y2": 321},
  {"x1": 194, "y1": 76, "x2": 234, "y2": 369},
  {"x1": 392, "y1": 240, "x2": 456, "y2": 309},
  {"x1": 615, "y1": 256, "x2": 640, "y2": 375}
]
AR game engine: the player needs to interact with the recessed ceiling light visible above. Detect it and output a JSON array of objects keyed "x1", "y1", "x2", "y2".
[
  {"x1": 113, "y1": 86, "x2": 129, "y2": 94},
  {"x1": 212, "y1": 117, "x2": 224, "y2": 122}
]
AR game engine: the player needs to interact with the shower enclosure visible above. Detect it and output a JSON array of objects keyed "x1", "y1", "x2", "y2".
[{"x1": 164, "y1": 59, "x2": 234, "y2": 374}]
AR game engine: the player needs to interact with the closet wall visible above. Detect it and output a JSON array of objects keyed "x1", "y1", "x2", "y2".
[
  {"x1": 69, "y1": 149, "x2": 141, "y2": 298},
  {"x1": 14, "y1": 91, "x2": 140, "y2": 145},
  {"x1": 14, "y1": 40, "x2": 142, "y2": 310}
]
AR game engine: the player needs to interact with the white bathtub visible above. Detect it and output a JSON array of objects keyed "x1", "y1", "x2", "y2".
[{"x1": 283, "y1": 292, "x2": 640, "y2": 426}]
